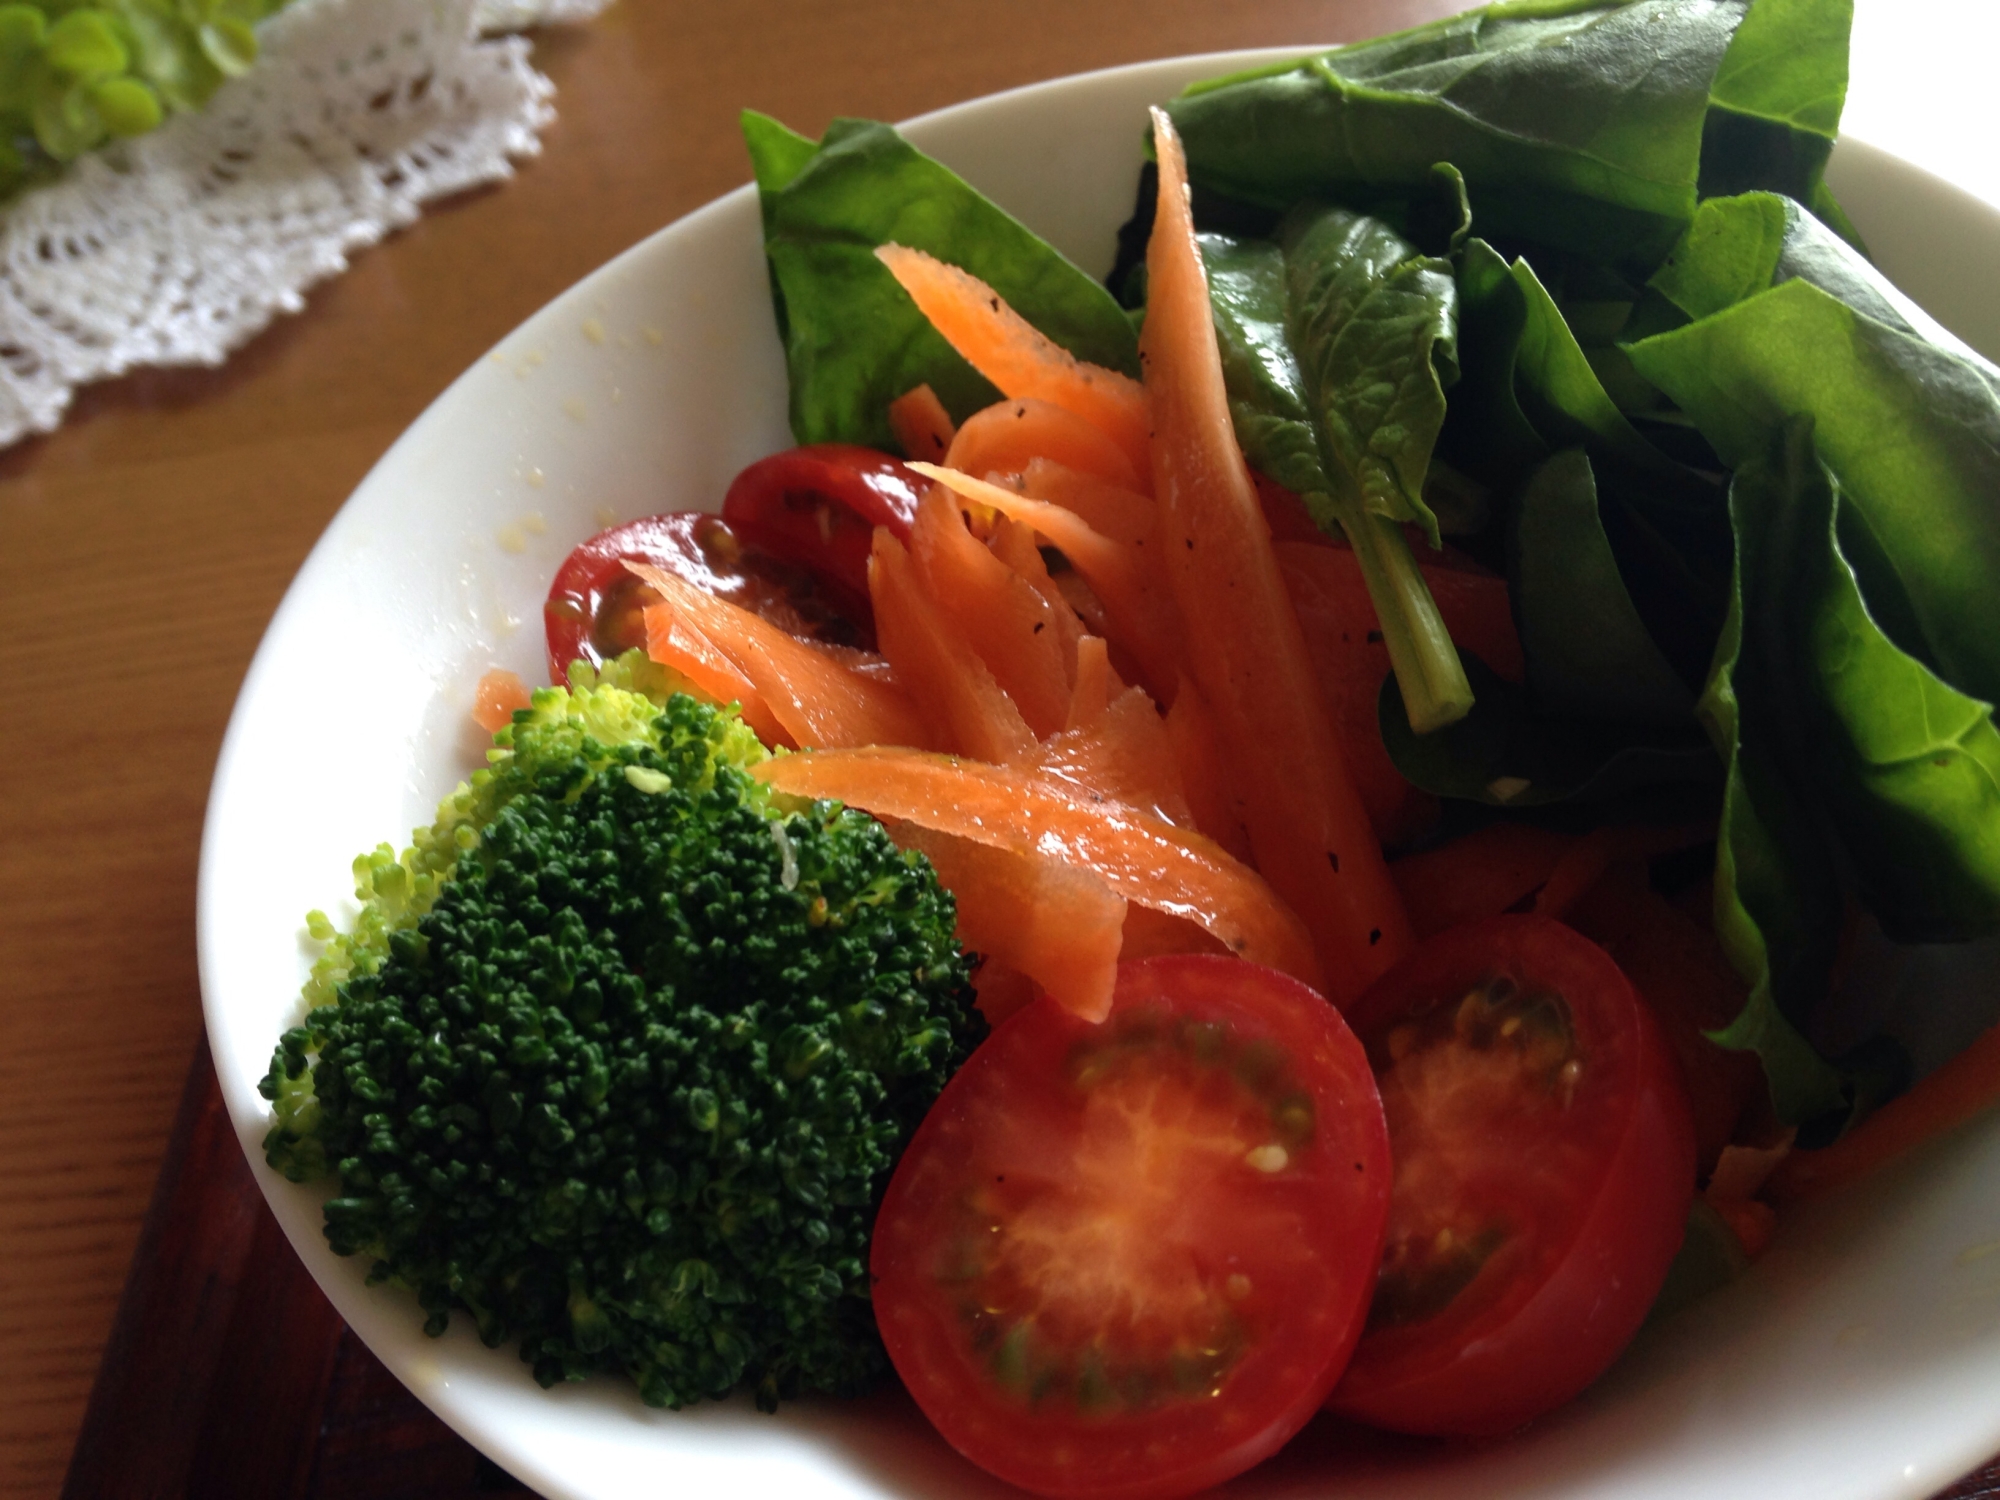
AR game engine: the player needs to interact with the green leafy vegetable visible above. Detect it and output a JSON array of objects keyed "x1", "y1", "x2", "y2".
[
  {"x1": 743, "y1": 111, "x2": 1140, "y2": 452},
  {"x1": 1445, "y1": 235, "x2": 1731, "y2": 691},
  {"x1": 1627, "y1": 192, "x2": 2000, "y2": 710},
  {"x1": 1380, "y1": 652, "x2": 1716, "y2": 808},
  {"x1": 1699, "y1": 0, "x2": 1851, "y2": 206},
  {"x1": 1199, "y1": 203, "x2": 1473, "y2": 732},
  {"x1": 1166, "y1": 0, "x2": 1847, "y2": 276},
  {"x1": 1741, "y1": 419, "x2": 2000, "y2": 943},
  {"x1": 1700, "y1": 420, "x2": 1858, "y2": 1122},
  {"x1": 1509, "y1": 447, "x2": 1694, "y2": 727}
]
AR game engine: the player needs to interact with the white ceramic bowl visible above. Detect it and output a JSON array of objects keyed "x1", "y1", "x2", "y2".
[{"x1": 199, "y1": 49, "x2": 2000, "y2": 1500}]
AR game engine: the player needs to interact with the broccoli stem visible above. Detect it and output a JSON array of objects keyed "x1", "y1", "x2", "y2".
[{"x1": 1333, "y1": 496, "x2": 1474, "y2": 735}]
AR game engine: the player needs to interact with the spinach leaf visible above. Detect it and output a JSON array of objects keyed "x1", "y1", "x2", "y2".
[
  {"x1": 742, "y1": 112, "x2": 1140, "y2": 452},
  {"x1": 1699, "y1": 422, "x2": 1851, "y2": 1122},
  {"x1": 1199, "y1": 205, "x2": 1473, "y2": 731},
  {"x1": 1511, "y1": 252, "x2": 1734, "y2": 685},
  {"x1": 1439, "y1": 237, "x2": 1549, "y2": 491},
  {"x1": 1167, "y1": 0, "x2": 1852, "y2": 277},
  {"x1": 1509, "y1": 252, "x2": 1720, "y2": 505},
  {"x1": 1379, "y1": 652, "x2": 1717, "y2": 808},
  {"x1": 1444, "y1": 238, "x2": 1731, "y2": 688},
  {"x1": 1750, "y1": 420, "x2": 2000, "y2": 942},
  {"x1": 1280, "y1": 203, "x2": 1461, "y2": 542},
  {"x1": 1699, "y1": 0, "x2": 1850, "y2": 205},
  {"x1": 1510, "y1": 448, "x2": 1696, "y2": 728},
  {"x1": 1200, "y1": 233, "x2": 1326, "y2": 498},
  {"x1": 1626, "y1": 193, "x2": 2000, "y2": 710}
]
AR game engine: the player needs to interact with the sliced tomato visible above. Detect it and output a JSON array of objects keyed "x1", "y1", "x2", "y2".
[
  {"x1": 542, "y1": 510, "x2": 869, "y2": 682},
  {"x1": 721, "y1": 442, "x2": 924, "y2": 608},
  {"x1": 1329, "y1": 915, "x2": 1695, "y2": 1437},
  {"x1": 871, "y1": 956, "x2": 1391, "y2": 1500}
]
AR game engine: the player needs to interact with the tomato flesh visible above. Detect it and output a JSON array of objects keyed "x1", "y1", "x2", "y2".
[
  {"x1": 1330, "y1": 916, "x2": 1696, "y2": 1437},
  {"x1": 542, "y1": 510, "x2": 869, "y2": 682},
  {"x1": 871, "y1": 956, "x2": 1391, "y2": 1500}
]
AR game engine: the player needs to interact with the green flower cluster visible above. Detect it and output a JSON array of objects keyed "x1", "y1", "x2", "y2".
[{"x1": 0, "y1": 0, "x2": 289, "y2": 196}]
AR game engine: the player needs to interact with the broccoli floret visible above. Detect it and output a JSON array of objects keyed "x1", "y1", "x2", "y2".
[{"x1": 260, "y1": 657, "x2": 981, "y2": 1409}]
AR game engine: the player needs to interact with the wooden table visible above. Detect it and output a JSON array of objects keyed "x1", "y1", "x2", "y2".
[
  {"x1": 1, "y1": 1, "x2": 1991, "y2": 1497},
  {"x1": 0, "y1": 3, "x2": 1472, "y2": 1492}
]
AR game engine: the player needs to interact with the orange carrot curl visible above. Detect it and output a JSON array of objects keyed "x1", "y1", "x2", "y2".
[
  {"x1": 868, "y1": 529, "x2": 1037, "y2": 766},
  {"x1": 472, "y1": 669, "x2": 532, "y2": 733},
  {"x1": 753, "y1": 746, "x2": 1321, "y2": 991},
  {"x1": 626, "y1": 561, "x2": 926, "y2": 751},
  {"x1": 893, "y1": 822, "x2": 1126, "y2": 1024},
  {"x1": 906, "y1": 484, "x2": 1071, "y2": 739},
  {"x1": 1140, "y1": 106, "x2": 1412, "y2": 1004},
  {"x1": 888, "y1": 382, "x2": 957, "y2": 462},
  {"x1": 874, "y1": 243, "x2": 1151, "y2": 483},
  {"x1": 945, "y1": 397, "x2": 1142, "y2": 491},
  {"x1": 1771, "y1": 1022, "x2": 2000, "y2": 1203},
  {"x1": 911, "y1": 461, "x2": 1183, "y2": 705}
]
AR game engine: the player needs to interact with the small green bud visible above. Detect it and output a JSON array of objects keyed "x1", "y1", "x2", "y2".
[
  {"x1": 199, "y1": 15, "x2": 258, "y2": 76},
  {"x1": 44, "y1": 12, "x2": 127, "y2": 81},
  {"x1": 0, "y1": 6, "x2": 46, "y2": 59},
  {"x1": 92, "y1": 76, "x2": 161, "y2": 137}
]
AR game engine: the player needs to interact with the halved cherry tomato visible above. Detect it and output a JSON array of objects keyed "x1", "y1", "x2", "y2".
[
  {"x1": 542, "y1": 510, "x2": 869, "y2": 682},
  {"x1": 871, "y1": 955, "x2": 1391, "y2": 1500},
  {"x1": 720, "y1": 442, "x2": 924, "y2": 609},
  {"x1": 1329, "y1": 916, "x2": 1695, "y2": 1437}
]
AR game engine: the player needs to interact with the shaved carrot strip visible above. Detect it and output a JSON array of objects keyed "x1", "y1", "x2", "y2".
[
  {"x1": 888, "y1": 382, "x2": 956, "y2": 463},
  {"x1": 1533, "y1": 822, "x2": 1715, "y2": 922},
  {"x1": 627, "y1": 561, "x2": 925, "y2": 750},
  {"x1": 907, "y1": 485, "x2": 1070, "y2": 738},
  {"x1": 869, "y1": 529, "x2": 1038, "y2": 765},
  {"x1": 1120, "y1": 903, "x2": 1228, "y2": 961},
  {"x1": 1142, "y1": 108, "x2": 1412, "y2": 1003},
  {"x1": 971, "y1": 962, "x2": 1038, "y2": 1028},
  {"x1": 473, "y1": 669, "x2": 532, "y2": 733},
  {"x1": 1066, "y1": 635, "x2": 1114, "y2": 732},
  {"x1": 1278, "y1": 541, "x2": 1435, "y2": 845},
  {"x1": 1019, "y1": 458, "x2": 1157, "y2": 552},
  {"x1": 913, "y1": 462, "x2": 1184, "y2": 705},
  {"x1": 875, "y1": 242, "x2": 1151, "y2": 482},
  {"x1": 1771, "y1": 1023, "x2": 2000, "y2": 1204},
  {"x1": 1388, "y1": 822, "x2": 1574, "y2": 941},
  {"x1": 641, "y1": 602, "x2": 792, "y2": 748},
  {"x1": 754, "y1": 747, "x2": 1321, "y2": 988},
  {"x1": 1163, "y1": 674, "x2": 1253, "y2": 864},
  {"x1": 990, "y1": 516, "x2": 1084, "y2": 682},
  {"x1": 1052, "y1": 567, "x2": 1114, "y2": 644},
  {"x1": 892, "y1": 822, "x2": 1125, "y2": 1023},
  {"x1": 1039, "y1": 684, "x2": 1193, "y2": 827},
  {"x1": 944, "y1": 397, "x2": 1142, "y2": 491}
]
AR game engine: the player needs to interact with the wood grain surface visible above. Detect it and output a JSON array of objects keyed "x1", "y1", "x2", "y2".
[{"x1": 0, "y1": 3, "x2": 1473, "y2": 1492}]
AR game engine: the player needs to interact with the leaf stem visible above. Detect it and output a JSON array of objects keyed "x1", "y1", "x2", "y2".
[{"x1": 1335, "y1": 499, "x2": 1474, "y2": 734}]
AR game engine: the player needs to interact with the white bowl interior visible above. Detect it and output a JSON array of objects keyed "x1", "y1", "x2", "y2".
[{"x1": 199, "y1": 50, "x2": 2000, "y2": 1500}]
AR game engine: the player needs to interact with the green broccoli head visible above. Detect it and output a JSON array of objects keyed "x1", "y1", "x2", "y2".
[{"x1": 260, "y1": 657, "x2": 981, "y2": 1409}]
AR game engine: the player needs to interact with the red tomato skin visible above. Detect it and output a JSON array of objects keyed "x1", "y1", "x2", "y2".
[
  {"x1": 721, "y1": 443, "x2": 924, "y2": 604},
  {"x1": 543, "y1": 512, "x2": 740, "y2": 681},
  {"x1": 871, "y1": 956, "x2": 1392, "y2": 1500},
  {"x1": 1329, "y1": 917, "x2": 1696, "y2": 1438},
  {"x1": 542, "y1": 508, "x2": 877, "y2": 683}
]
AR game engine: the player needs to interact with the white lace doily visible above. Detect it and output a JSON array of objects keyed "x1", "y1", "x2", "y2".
[{"x1": 0, "y1": 0, "x2": 612, "y2": 447}]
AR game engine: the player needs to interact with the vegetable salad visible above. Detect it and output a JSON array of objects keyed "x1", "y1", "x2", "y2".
[{"x1": 270, "y1": 0, "x2": 2000, "y2": 1495}]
